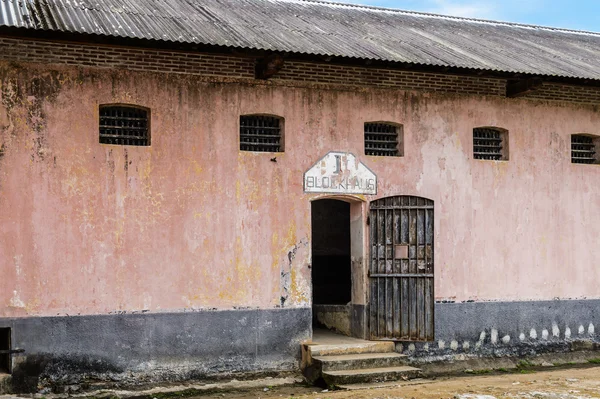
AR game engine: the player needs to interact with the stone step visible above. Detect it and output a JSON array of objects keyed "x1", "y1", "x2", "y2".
[
  {"x1": 308, "y1": 340, "x2": 395, "y2": 357},
  {"x1": 322, "y1": 365, "x2": 422, "y2": 386},
  {"x1": 313, "y1": 352, "x2": 408, "y2": 371}
]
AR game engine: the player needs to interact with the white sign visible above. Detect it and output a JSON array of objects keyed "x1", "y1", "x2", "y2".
[{"x1": 304, "y1": 152, "x2": 377, "y2": 195}]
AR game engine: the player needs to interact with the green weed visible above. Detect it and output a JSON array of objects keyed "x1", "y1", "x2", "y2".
[
  {"x1": 516, "y1": 359, "x2": 534, "y2": 370},
  {"x1": 465, "y1": 369, "x2": 492, "y2": 374},
  {"x1": 519, "y1": 369, "x2": 536, "y2": 374},
  {"x1": 553, "y1": 361, "x2": 575, "y2": 366}
]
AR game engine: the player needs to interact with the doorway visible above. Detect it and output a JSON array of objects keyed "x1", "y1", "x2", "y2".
[{"x1": 311, "y1": 199, "x2": 352, "y2": 334}]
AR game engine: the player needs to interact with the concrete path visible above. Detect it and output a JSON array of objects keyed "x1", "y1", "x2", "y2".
[
  {"x1": 2, "y1": 365, "x2": 599, "y2": 399},
  {"x1": 198, "y1": 366, "x2": 600, "y2": 399}
]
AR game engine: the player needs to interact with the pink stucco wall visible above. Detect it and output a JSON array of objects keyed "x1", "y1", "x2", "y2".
[{"x1": 1, "y1": 63, "x2": 599, "y2": 318}]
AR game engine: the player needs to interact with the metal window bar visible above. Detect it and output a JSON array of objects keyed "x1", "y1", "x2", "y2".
[
  {"x1": 240, "y1": 115, "x2": 283, "y2": 152},
  {"x1": 100, "y1": 106, "x2": 149, "y2": 146},
  {"x1": 365, "y1": 123, "x2": 399, "y2": 157},
  {"x1": 473, "y1": 128, "x2": 503, "y2": 160},
  {"x1": 571, "y1": 135, "x2": 596, "y2": 164}
]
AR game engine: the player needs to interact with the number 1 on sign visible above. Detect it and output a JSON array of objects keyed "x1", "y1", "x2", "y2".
[{"x1": 334, "y1": 155, "x2": 341, "y2": 174}]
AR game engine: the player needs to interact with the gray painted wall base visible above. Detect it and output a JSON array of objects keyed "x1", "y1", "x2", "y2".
[
  {"x1": 435, "y1": 299, "x2": 599, "y2": 342},
  {"x1": 0, "y1": 299, "x2": 598, "y2": 393},
  {"x1": 0, "y1": 308, "x2": 311, "y2": 393},
  {"x1": 397, "y1": 299, "x2": 600, "y2": 359}
]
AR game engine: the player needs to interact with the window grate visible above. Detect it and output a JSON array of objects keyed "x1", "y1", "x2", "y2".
[
  {"x1": 100, "y1": 106, "x2": 149, "y2": 146},
  {"x1": 365, "y1": 123, "x2": 399, "y2": 156},
  {"x1": 240, "y1": 115, "x2": 283, "y2": 152},
  {"x1": 571, "y1": 135, "x2": 596, "y2": 164},
  {"x1": 473, "y1": 128, "x2": 503, "y2": 160}
]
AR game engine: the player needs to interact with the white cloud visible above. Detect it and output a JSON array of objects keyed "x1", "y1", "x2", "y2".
[
  {"x1": 425, "y1": 0, "x2": 498, "y2": 19},
  {"x1": 330, "y1": 0, "x2": 548, "y2": 26}
]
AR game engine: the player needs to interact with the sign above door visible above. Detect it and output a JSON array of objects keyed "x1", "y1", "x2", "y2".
[{"x1": 304, "y1": 152, "x2": 377, "y2": 195}]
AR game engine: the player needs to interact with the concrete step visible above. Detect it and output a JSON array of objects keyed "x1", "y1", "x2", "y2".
[
  {"x1": 308, "y1": 340, "x2": 395, "y2": 357},
  {"x1": 322, "y1": 365, "x2": 422, "y2": 386},
  {"x1": 313, "y1": 352, "x2": 408, "y2": 371}
]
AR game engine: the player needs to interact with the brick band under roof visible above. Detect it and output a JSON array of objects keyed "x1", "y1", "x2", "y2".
[
  {"x1": 3, "y1": 37, "x2": 600, "y2": 104},
  {"x1": 1, "y1": 0, "x2": 600, "y2": 80}
]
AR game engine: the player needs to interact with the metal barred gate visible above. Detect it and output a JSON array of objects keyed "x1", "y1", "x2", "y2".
[{"x1": 369, "y1": 196, "x2": 434, "y2": 341}]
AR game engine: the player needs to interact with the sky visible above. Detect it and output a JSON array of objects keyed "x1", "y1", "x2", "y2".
[{"x1": 339, "y1": 0, "x2": 600, "y2": 32}]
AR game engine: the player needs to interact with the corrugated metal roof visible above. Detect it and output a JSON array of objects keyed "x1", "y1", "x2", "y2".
[{"x1": 2, "y1": 0, "x2": 600, "y2": 80}]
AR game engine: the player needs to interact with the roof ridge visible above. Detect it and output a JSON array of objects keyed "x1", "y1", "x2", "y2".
[{"x1": 286, "y1": 0, "x2": 600, "y2": 36}]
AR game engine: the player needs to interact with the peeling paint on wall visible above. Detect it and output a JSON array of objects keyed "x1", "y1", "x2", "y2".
[{"x1": 1, "y1": 61, "x2": 600, "y2": 320}]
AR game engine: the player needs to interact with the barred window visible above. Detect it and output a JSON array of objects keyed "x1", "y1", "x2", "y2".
[
  {"x1": 473, "y1": 127, "x2": 508, "y2": 161},
  {"x1": 99, "y1": 105, "x2": 150, "y2": 146},
  {"x1": 240, "y1": 115, "x2": 284, "y2": 152},
  {"x1": 364, "y1": 123, "x2": 403, "y2": 157},
  {"x1": 571, "y1": 134, "x2": 599, "y2": 164}
]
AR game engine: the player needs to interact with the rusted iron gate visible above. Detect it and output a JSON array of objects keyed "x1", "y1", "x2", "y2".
[{"x1": 369, "y1": 196, "x2": 434, "y2": 341}]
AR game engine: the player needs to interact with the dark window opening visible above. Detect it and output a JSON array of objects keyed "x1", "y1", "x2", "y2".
[
  {"x1": 571, "y1": 134, "x2": 599, "y2": 164},
  {"x1": 240, "y1": 115, "x2": 284, "y2": 152},
  {"x1": 311, "y1": 200, "x2": 351, "y2": 306},
  {"x1": 100, "y1": 105, "x2": 150, "y2": 146},
  {"x1": 473, "y1": 127, "x2": 509, "y2": 161},
  {"x1": 365, "y1": 122, "x2": 403, "y2": 157},
  {"x1": 0, "y1": 328, "x2": 10, "y2": 374}
]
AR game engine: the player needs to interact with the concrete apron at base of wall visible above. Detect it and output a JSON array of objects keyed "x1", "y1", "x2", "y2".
[
  {"x1": 0, "y1": 374, "x2": 9, "y2": 394},
  {"x1": 416, "y1": 350, "x2": 600, "y2": 378},
  {"x1": 0, "y1": 375, "x2": 307, "y2": 398}
]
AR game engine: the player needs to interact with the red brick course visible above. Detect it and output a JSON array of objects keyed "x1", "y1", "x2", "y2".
[
  {"x1": 1, "y1": 36, "x2": 599, "y2": 104},
  {"x1": 0, "y1": 37, "x2": 255, "y2": 79},
  {"x1": 273, "y1": 61, "x2": 505, "y2": 96}
]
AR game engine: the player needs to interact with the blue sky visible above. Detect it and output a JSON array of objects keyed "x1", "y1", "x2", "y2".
[{"x1": 341, "y1": 0, "x2": 600, "y2": 32}]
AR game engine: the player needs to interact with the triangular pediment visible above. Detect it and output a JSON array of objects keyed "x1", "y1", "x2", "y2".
[{"x1": 304, "y1": 152, "x2": 377, "y2": 195}]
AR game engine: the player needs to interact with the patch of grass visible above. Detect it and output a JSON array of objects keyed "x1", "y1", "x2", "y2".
[
  {"x1": 496, "y1": 368, "x2": 509, "y2": 373},
  {"x1": 516, "y1": 359, "x2": 534, "y2": 370},
  {"x1": 465, "y1": 369, "x2": 492, "y2": 375},
  {"x1": 519, "y1": 369, "x2": 536, "y2": 374},
  {"x1": 554, "y1": 361, "x2": 575, "y2": 366},
  {"x1": 588, "y1": 358, "x2": 600, "y2": 364}
]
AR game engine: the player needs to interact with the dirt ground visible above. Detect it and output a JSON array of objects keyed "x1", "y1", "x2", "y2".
[{"x1": 198, "y1": 366, "x2": 600, "y2": 399}]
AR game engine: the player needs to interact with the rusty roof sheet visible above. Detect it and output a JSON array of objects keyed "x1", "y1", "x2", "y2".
[{"x1": 2, "y1": 0, "x2": 600, "y2": 80}]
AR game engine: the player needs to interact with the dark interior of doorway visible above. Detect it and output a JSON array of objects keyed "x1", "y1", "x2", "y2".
[
  {"x1": 311, "y1": 199, "x2": 352, "y2": 306},
  {"x1": 0, "y1": 328, "x2": 10, "y2": 374}
]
